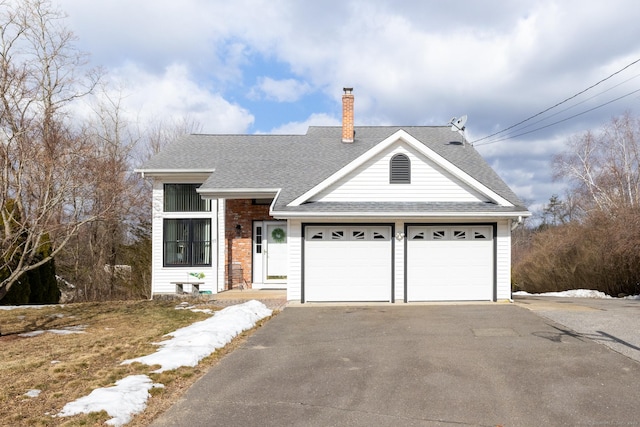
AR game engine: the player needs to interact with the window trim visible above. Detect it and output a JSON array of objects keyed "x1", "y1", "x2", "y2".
[
  {"x1": 163, "y1": 218, "x2": 212, "y2": 267},
  {"x1": 164, "y1": 183, "x2": 211, "y2": 212}
]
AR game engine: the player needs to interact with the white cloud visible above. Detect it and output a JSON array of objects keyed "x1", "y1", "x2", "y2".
[
  {"x1": 263, "y1": 113, "x2": 340, "y2": 135},
  {"x1": 55, "y1": 0, "x2": 640, "y2": 209},
  {"x1": 249, "y1": 77, "x2": 313, "y2": 102},
  {"x1": 102, "y1": 63, "x2": 254, "y2": 134}
]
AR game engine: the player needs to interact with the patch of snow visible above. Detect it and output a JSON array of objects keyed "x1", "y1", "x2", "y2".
[
  {"x1": 57, "y1": 300, "x2": 272, "y2": 425},
  {"x1": 0, "y1": 305, "x2": 56, "y2": 311},
  {"x1": 175, "y1": 304, "x2": 214, "y2": 314},
  {"x1": 190, "y1": 308, "x2": 214, "y2": 314},
  {"x1": 122, "y1": 300, "x2": 272, "y2": 373},
  {"x1": 174, "y1": 304, "x2": 196, "y2": 310},
  {"x1": 513, "y1": 289, "x2": 613, "y2": 298},
  {"x1": 51, "y1": 360, "x2": 61, "y2": 364},
  {"x1": 19, "y1": 325, "x2": 87, "y2": 337},
  {"x1": 24, "y1": 389, "x2": 41, "y2": 398},
  {"x1": 19, "y1": 330, "x2": 46, "y2": 337},
  {"x1": 57, "y1": 375, "x2": 162, "y2": 426}
]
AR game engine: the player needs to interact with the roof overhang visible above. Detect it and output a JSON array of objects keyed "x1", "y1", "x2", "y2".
[
  {"x1": 134, "y1": 169, "x2": 215, "y2": 178},
  {"x1": 196, "y1": 188, "x2": 281, "y2": 200}
]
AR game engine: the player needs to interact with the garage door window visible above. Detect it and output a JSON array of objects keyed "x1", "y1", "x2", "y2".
[
  {"x1": 409, "y1": 227, "x2": 491, "y2": 241},
  {"x1": 310, "y1": 230, "x2": 324, "y2": 240},
  {"x1": 432, "y1": 230, "x2": 445, "y2": 240},
  {"x1": 332, "y1": 230, "x2": 345, "y2": 240},
  {"x1": 373, "y1": 230, "x2": 388, "y2": 240},
  {"x1": 352, "y1": 230, "x2": 365, "y2": 240},
  {"x1": 306, "y1": 227, "x2": 390, "y2": 242},
  {"x1": 453, "y1": 230, "x2": 467, "y2": 239},
  {"x1": 474, "y1": 230, "x2": 489, "y2": 239}
]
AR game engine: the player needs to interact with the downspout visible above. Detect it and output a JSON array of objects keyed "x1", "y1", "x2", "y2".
[
  {"x1": 511, "y1": 216, "x2": 523, "y2": 231},
  {"x1": 509, "y1": 215, "x2": 524, "y2": 303}
]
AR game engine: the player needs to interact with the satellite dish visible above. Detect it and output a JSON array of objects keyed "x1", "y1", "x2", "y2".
[{"x1": 450, "y1": 115, "x2": 467, "y2": 132}]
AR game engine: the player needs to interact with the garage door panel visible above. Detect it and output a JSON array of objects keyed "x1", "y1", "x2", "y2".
[
  {"x1": 304, "y1": 226, "x2": 392, "y2": 302},
  {"x1": 407, "y1": 225, "x2": 493, "y2": 301}
]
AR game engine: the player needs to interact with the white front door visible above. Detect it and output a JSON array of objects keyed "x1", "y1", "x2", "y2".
[{"x1": 252, "y1": 221, "x2": 287, "y2": 288}]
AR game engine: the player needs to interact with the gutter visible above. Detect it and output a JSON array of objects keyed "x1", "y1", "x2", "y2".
[
  {"x1": 511, "y1": 216, "x2": 524, "y2": 230},
  {"x1": 271, "y1": 210, "x2": 532, "y2": 220}
]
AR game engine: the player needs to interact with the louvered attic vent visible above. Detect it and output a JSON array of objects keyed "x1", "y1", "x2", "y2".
[{"x1": 390, "y1": 153, "x2": 411, "y2": 184}]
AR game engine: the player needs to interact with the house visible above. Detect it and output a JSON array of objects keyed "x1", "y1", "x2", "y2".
[{"x1": 137, "y1": 89, "x2": 531, "y2": 302}]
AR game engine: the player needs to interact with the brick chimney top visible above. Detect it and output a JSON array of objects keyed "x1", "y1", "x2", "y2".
[{"x1": 341, "y1": 88, "x2": 354, "y2": 143}]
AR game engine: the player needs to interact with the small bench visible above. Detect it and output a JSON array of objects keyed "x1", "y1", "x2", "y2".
[{"x1": 171, "y1": 282, "x2": 205, "y2": 296}]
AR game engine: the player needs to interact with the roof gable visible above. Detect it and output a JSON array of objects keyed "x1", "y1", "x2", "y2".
[
  {"x1": 136, "y1": 126, "x2": 529, "y2": 216},
  {"x1": 289, "y1": 130, "x2": 513, "y2": 207}
]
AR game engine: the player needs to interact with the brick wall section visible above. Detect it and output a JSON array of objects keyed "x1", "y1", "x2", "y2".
[{"x1": 224, "y1": 199, "x2": 273, "y2": 289}]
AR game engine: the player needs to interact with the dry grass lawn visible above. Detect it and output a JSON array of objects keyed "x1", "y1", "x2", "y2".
[{"x1": 0, "y1": 299, "x2": 274, "y2": 426}]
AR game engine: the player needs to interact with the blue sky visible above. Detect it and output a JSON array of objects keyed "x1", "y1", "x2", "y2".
[{"x1": 57, "y1": 0, "x2": 640, "y2": 215}]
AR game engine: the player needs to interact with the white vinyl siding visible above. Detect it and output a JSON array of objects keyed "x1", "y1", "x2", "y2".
[
  {"x1": 496, "y1": 220, "x2": 511, "y2": 301},
  {"x1": 287, "y1": 219, "x2": 302, "y2": 301},
  {"x1": 311, "y1": 144, "x2": 487, "y2": 203},
  {"x1": 151, "y1": 179, "x2": 217, "y2": 295},
  {"x1": 393, "y1": 219, "x2": 405, "y2": 302}
]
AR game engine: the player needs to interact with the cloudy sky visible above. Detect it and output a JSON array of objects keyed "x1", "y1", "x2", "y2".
[{"x1": 56, "y1": 0, "x2": 640, "y2": 214}]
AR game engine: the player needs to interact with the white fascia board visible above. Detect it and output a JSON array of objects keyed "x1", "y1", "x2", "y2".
[
  {"x1": 135, "y1": 169, "x2": 215, "y2": 178},
  {"x1": 196, "y1": 188, "x2": 280, "y2": 200},
  {"x1": 288, "y1": 129, "x2": 513, "y2": 207},
  {"x1": 271, "y1": 209, "x2": 532, "y2": 220}
]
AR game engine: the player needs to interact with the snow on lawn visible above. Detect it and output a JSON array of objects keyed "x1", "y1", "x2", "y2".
[
  {"x1": 513, "y1": 289, "x2": 640, "y2": 299},
  {"x1": 18, "y1": 325, "x2": 87, "y2": 337},
  {"x1": 0, "y1": 304, "x2": 59, "y2": 310},
  {"x1": 57, "y1": 300, "x2": 272, "y2": 426},
  {"x1": 57, "y1": 375, "x2": 163, "y2": 426},
  {"x1": 123, "y1": 299, "x2": 272, "y2": 373}
]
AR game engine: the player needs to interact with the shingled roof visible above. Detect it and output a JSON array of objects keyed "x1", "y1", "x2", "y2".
[{"x1": 138, "y1": 126, "x2": 529, "y2": 216}]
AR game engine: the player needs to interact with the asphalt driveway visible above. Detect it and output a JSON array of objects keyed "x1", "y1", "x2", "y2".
[
  {"x1": 152, "y1": 302, "x2": 640, "y2": 427},
  {"x1": 514, "y1": 295, "x2": 640, "y2": 363}
]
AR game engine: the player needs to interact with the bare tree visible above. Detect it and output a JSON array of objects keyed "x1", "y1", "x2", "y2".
[
  {"x1": 0, "y1": 0, "x2": 101, "y2": 300},
  {"x1": 553, "y1": 113, "x2": 640, "y2": 214},
  {"x1": 140, "y1": 116, "x2": 202, "y2": 160},
  {"x1": 515, "y1": 113, "x2": 640, "y2": 296},
  {"x1": 57, "y1": 87, "x2": 143, "y2": 300},
  {"x1": 56, "y1": 90, "x2": 204, "y2": 301}
]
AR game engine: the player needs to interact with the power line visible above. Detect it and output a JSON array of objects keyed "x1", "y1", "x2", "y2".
[
  {"x1": 471, "y1": 57, "x2": 640, "y2": 145},
  {"x1": 508, "y1": 73, "x2": 640, "y2": 135},
  {"x1": 475, "y1": 87, "x2": 640, "y2": 146}
]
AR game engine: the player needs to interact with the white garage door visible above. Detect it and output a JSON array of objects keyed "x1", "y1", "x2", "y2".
[
  {"x1": 406, "y1": 225, "x2": 493, "y2": 301},
  {"x1": 304, "y1": 225, "x2": 393, "y2": 302}
]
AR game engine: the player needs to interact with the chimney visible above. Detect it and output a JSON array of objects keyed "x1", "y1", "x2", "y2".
[{"x1": 341, "y1": 87, "x2": 354, "y2": 143}]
